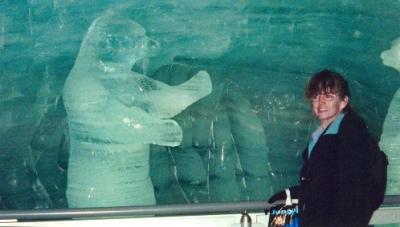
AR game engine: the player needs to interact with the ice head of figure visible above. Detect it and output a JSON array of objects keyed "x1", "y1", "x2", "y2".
[
  {"x1": 381, "y1": 38, "x2": 400, "y2": 72},
  {"x1": 85, "y1": 15, "x2": 160, "y2": 68}
]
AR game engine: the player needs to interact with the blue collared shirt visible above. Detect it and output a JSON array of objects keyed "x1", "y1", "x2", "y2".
[{"x1": 307, "y1": 112, "x2": 345, "y2": 158}]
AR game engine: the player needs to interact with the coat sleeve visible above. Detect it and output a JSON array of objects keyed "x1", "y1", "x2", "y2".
[{"x1": 336, "y1": 113, "x2": 374, "y2": 225}]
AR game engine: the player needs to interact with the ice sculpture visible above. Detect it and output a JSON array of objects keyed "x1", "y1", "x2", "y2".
[
  {"x1": 380, "y1": 38, "x2": 400, "y2": 195},
  {"x1": 63, "y1": 13, "x2": 212, "y2": 207}
]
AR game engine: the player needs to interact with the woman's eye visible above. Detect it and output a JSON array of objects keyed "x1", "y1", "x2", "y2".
[{"x1": 326, "y1": 94, "x2": 335, "y2": 100}]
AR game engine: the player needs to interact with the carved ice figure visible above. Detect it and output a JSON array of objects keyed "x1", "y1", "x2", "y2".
[
  {"x1": 63, "y1": 13, "x2": 212, "y2": 207},
  {"x1": 380, "y1": 37, "x2": 400, "y2": 195}
]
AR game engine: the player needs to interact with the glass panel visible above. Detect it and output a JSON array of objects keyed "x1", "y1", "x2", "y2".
[{"x1": 0, "y1": 0, "x2": 399, "y2": 210}]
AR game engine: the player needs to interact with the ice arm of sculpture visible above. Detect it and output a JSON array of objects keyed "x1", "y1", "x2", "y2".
[
  {"x1": 85, "y1": 107, "x2": 183, "y2": 147},
  {"x1": 146, "y1": 70, "x2": 212, "y2": 118},
  {"x1": 99, "y1": 70, "x2": 212, "y2": 119}
]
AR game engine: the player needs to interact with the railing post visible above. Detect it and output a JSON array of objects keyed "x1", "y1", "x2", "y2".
[{"x1": 240, "y1": 210, "x2": 252, "y2": 227}]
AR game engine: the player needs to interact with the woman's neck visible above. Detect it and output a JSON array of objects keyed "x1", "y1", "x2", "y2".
[{"x1": 320, "y1": 116, "x2": 337, "y2": 129}]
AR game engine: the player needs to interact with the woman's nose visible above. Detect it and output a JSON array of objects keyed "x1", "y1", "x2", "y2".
[
  {"x1": 313, "y1": 95, "x2": 327, "y2": 103},
  {"x1": 318, "y1": 96, "x2": 327, "y2": 103}
]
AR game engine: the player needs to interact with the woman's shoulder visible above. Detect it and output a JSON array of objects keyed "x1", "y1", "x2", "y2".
[{"x1": 340, "y1": 109, "x2": 368, "y2": 134}]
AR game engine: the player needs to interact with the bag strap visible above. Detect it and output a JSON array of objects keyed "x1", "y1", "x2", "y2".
[
  {"x1": 285, "y1": 189, "x2": 299, "y2": 205},
  {"x1": 285, "y1": 189, "x2": 292, "y2": 206}
]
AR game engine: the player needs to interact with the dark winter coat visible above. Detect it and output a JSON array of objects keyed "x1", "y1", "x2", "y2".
[{"x1": 294, "y1": 109, "x2": 374, "y2": 227}]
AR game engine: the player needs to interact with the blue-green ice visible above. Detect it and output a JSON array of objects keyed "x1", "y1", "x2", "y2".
[{"x1": 0, "y1": 0, "x2": 399, "y2": 209}]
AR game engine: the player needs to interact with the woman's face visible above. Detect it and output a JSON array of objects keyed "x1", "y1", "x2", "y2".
[{"x1": 311, "y1": 92, "x2": 348, "y2": 128}]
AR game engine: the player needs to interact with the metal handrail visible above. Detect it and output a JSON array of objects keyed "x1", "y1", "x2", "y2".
[{"x1": 0, "y1": 195, "x2": 399, "y2": 221}]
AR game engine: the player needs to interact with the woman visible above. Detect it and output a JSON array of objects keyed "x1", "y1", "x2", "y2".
[{"x1": 269, "y1": 70, "x2": 375, "y2": 227}]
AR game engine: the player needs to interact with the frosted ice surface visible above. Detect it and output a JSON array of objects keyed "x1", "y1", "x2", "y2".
[
  {"x1": 380, "y1": 38, "x2": 400, "y2": 195},
  {"x1": 149, "y1": 64, "x2": 272, "y2": 203},
  {"x1": 209, "y1": 112, "x2": 241, "y2": 202},
  {"x1": 63, "y1": 13, "x2": 212, "y2": 207}
]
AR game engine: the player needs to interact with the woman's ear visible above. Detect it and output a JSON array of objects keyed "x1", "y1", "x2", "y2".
[{"x1": 340, "y1": 96, "x2": 349, "y2": 111}]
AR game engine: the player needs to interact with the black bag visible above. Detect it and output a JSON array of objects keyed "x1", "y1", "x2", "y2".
[
  {"x1": 266, "y1": 189, "x2": 300, "y2": 227},
  {"x1": 369, "y1": 136, "x2": 389, "y2": 210}
]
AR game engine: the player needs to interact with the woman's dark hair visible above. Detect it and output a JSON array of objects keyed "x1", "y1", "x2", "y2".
[{"x1": 305, "y1": 69, "x2": 350, "y2": 100}]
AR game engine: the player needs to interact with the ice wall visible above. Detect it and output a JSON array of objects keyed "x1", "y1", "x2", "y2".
[
  {"x1": 380, "y1": 38, "x2": 400, "y2": 195},
  {"x1": 1, "y1": 0, "x2": 400, "y2": 209}
]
